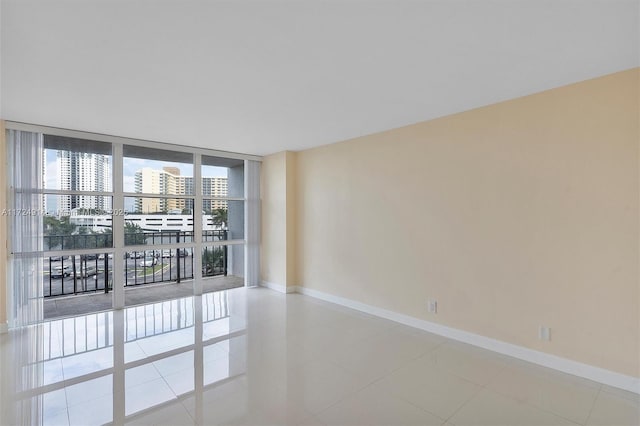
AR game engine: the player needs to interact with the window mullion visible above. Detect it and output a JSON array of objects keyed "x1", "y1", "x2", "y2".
[
  {"x1": 112, "y1": 143, "x2": 125, "y2": 309},
  {"x1": 193, "y1": 153, "x2": 203, "y2": 294}
]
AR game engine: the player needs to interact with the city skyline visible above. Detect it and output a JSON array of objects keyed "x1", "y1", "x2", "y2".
[{"x1": 45, "y1": 149, "x2": 230, "y2": 214}]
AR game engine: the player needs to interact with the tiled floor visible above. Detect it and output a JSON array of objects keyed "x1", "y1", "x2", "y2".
[{"x1": 1, "y1": 287, "x2": 638, "y2": 426}]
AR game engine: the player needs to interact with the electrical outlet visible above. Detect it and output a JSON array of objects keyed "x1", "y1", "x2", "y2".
[
  {"x1": 427, "y1": 299, "x2": 438, "y2": 314},
  {"x1": 538, "y1": 326, "x2": 551, "y2": 341}
]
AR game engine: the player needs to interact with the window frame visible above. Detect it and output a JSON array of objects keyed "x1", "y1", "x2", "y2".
[{"x1": 6, "y1": 121, "x2": 261, "y2": 307}]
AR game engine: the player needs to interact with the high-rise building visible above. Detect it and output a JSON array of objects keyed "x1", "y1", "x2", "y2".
[
  {"x1": 202, "y1": 176, "x2": 228, "y2": 212},
  {"x1": 134, "y1": 167, "x2": 227, "y2": 213},
  {"x1": 57, "y1": 151, "x2": 112, "y2": 212}
]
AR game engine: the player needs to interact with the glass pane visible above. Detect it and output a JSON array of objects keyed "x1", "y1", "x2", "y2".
[
  {"x1": 202, "y1": 200, "x2": 243, "y2": 241},
  {"x1": 43, "y1": 252, "x2": 113, "y2": 298},
  {"x1": 123, "y1": 197, "x2": 194, "y2": 246},
  {"x1": 201, "y1": 168, "x2": 228, "y2": 198},
  {"x1": 123, "y1": 146, "x2": 193, "y2": 194},
  {"x1": 201, "y1": 243, "x2": 244, "y2": 284},
  {"x1": 202, "y1": 246, "x2": 228, "y2": 278},
  {"x1": 125, "y1": 195, "x2": 194, "y2": 215},
  {"x1": 44, "y1": 196, "x2": 113, "y2": 250},
  {"x1": 44, "y1": 135, "x2": 112, "y2": 192},
  {"x1": 201, "y1": 155, "x2": 243, "y2": 198},
  {"x1": 124, "y1": 247, "x2": 193, "y2": 287}
]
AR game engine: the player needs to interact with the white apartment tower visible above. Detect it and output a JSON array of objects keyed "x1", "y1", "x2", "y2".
[
  {"x1": 57, "y1": 151, "x2": 112, "y2": 212},
  {"x1": 134, "y1": 167, "x2": 227, "y2": 213}
]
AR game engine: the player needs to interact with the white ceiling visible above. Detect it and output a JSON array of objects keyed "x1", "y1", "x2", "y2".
[{"x1": 1, "y1": 0, "x2": 638, "y2": 157}]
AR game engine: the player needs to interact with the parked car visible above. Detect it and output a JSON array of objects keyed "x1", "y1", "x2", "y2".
[
  {"x1": 79, "y1": 265, "x2": 98, "y2": 277},
  {"x1": 49, "y1": 255, "x2": 69, "y2": 261},
  {"x1": 178, "y1": 248, "x2": 189, "y2": 257},
  {"x1": 98, "y1": 253, "x2": 113, "y2": 260},
  {"x1": 52, "y1": 265, "x2": 72, "y2": 278},
  {"x1": 161, "y1": 249, "x2": 173, "y2": 258},
  {"x1": 127, "y1": 251, "x2": 145, "y2": 259},
  {"x1": 139, "y1": 255, "x2": 157, "y2": 268}
]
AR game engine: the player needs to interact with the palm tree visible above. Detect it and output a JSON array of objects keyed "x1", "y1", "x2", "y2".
[
  {"x1": 211, "y1": 208, "x2": 228, "y2": 229},
  {"x1": 124, "y1": 222, "x2": 147, "y2": 245}
]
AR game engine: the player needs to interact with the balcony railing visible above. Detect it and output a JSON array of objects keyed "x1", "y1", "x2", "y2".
[{"x1": 43, "y1": 231, "x2": 230, "y2": 298}]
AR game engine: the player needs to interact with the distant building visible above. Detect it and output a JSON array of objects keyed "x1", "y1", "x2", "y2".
[
  {"x1": 57, "y1": 151, "x2": 112, "y2": 212},
  {"x1": 70, "y1": 213, "x2": 221, "y2": 233},
  {"x1": 202, "y1": 176, "x2": 228, "y2": 212},
  {"x1": 134, "y1": 167, "x2": 227, "y2": 213}
]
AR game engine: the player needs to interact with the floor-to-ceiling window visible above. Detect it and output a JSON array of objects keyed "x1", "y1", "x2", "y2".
[{"x1": 6, "y1": 123, "x2": 261, "y2": 324}]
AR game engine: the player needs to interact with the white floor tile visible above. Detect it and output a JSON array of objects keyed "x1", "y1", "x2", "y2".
[
  {"x1": 163, "y1": 367, "x2": 195, "y2": 396},
  {"x1": 375, "y1": 357, "x2": 482, "y2": 420},
  {"x1": 275, "y1": 359, "x2": 371, "y2": 415},
  {"x1": 487, "y1": 363, "x2": 600, "y2": 424},
  {"x1": 152, "y1": 350, "x2": 194, "y2": 376},
  {"x1": 423, "y1": 341, "x2": 509, "y2": 386},
  {"x1": 587, "y1": 390, "x2": 640, "y2": 426},
  {"x1": 449, "y1": 389, "x2": 579, "y2": 426},
  {"x1": 43, "y1": 359, "x2": 65, "y2": 385},
  {"x1": 65, "y1": 374, "x2": 112, "y2": 407},
  {"x1": 126, "y1": 363, "x2": 163, "y2": 388},
  {"x1": 67, "y1": 393, "x2": 113, "y2": 426},
  {"x1": 316, "y1": 383, "x2": 444, "y2": 426},
  {"x1": 1, "y1": 288, "x2": 635, "y2": 426},
  {"x1": 43, "y1": 407, "x2": 70, "y2": 426},
  {"x1": 43, "y1": 388, "x2": 69, "y2": 418},
  {"x1": 601, "y1": 384, "x2": 640, "y2": 404},
  {"x1": 61, "y1": 347, "x2": 113, "y2": 380},
  {"x1": 125, "y1": 401, "x2": 194, "y2": 425},
  {"x1": 125, "y1": 377, "x2": 177, "y2": 416}
]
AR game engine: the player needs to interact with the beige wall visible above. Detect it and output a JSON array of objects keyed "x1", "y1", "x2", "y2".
[
  {"x1": 261, "y1": 151, "x2": 297, "y2": 289},
  {"x1": 0, "y1": 120, "x2": 6, "y2": 329},
  {"x1": 285, "y1": 151, "x2": 297, "y2": 287},
  {"x1": 289, "y1": 69, "x2": 639, "y2": 377}
]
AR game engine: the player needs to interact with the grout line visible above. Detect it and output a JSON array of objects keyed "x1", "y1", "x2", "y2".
[
  {"x1": 584, "y1": 386, "x2": 602, "y2": 426},
  {"x1": 442, "y1": 377, "x2": 486, "y2": 423}
]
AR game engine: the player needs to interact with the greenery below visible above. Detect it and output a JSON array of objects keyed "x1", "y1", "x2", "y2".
[
  {"x1": 202, "y1": 246, "x2": 225, "y2": 275},
  {"x1": 211, "y1": 208, "x2": 228, "y2": 228},
  {"x1": 44, "y1": 216, "x2": 147, "y2": 249},
  {"x1": 137, "y1": 264, "x2": 166, "y2": 276}
]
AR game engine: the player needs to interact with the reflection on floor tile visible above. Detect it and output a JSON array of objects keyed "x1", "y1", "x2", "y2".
[
  {"x1": 125, "y1": 377, "x2": 177, "y2": 416},
  {"x1": 65, "y1": 375, "x2": 112, "y2": 407},
  {"x1": 67, "y1": 393, "x2": 113, "y2": 426},
  {"x1": 1, "y1": 287, "x2": 638, "y2": 426},
  {"x1": 125, "y1": 363, "x2": 163, "y2": 388},
  {"x1": 43, "y1": 407, "x2": 70, "y2": 426}
]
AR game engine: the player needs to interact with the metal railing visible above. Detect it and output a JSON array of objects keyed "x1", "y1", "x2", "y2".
[
  {"x1": 43, "y1": 231, "x2": 230, "y2": 297},
  {"x1": 44, "y1": 229, "x2": 230, "y2": 251},
  {"x1": 124, "y1": 248, "x2": 195, "y2": 287}
]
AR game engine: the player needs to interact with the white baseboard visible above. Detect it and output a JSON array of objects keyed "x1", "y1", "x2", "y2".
[
  {"x1": 260, "y1": 280, "x2": 296, "y2": 294},
  {"x1": 294, "y1": 286, "x2": 640, "y2": 395}
]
